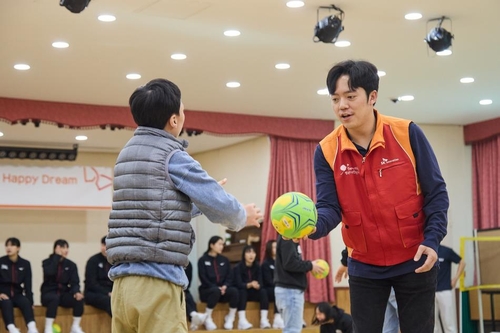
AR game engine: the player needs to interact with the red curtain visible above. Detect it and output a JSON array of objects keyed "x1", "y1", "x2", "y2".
[
  {"x1": 472, "y1": 135, "x2": 500, "y2": 230},
  {"x1": 261, "y1": 136, "x2": 335, "y2": 303}
]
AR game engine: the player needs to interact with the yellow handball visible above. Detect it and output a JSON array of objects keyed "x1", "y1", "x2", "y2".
[
  {"x1": 312, "y1": 259, "x2": 330, "y2": 279},
  {"x1": 52, "y1": 324, "x2": 62, "y2": 333},
  {"x1": 271, "y1": 192, "x2": 317, "y2": 239}
]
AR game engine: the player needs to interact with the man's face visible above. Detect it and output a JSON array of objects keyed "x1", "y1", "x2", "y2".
[
  {"x1": 101, "y1": 243, "x2": 107, "y2": 257},
  {"x1": 331, "y1": 75, "x2": 377, "y2": 132},
  {"x1": 5, "y1": 243, "x2": 19, "y2": 256}
]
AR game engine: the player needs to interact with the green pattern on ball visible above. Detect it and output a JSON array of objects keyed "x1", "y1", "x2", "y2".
[{"x1": 271, "y1": 192, "x2": 317, "y2": 239}]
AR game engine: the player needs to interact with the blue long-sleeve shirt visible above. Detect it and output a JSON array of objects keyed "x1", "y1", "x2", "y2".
[
  {"x1": 109, "y1": 148, "x2": 247, "y2": 287},
  {"x1": 310, "y1": 122, "x2": 448, "y2": 279}
]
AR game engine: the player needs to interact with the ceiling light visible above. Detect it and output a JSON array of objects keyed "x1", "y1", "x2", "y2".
[
  {"x1": 126, "y1": 73, "x2": 141, "y2": 80},
  {"x1": 398, "y1": 95, "x2": 414, "y2": 102},
  {"x1": 334, "y1": 40, "x2": 351, "y2": 47},
  {"x1": 14, "y1": 64, "x2": 30, "y2": 71},
  {"x1": 317, "y1": 88, "x2": 329, "y2": 95},
  {"x1": 405, "y1": 13, "x2": 422, "y2": 20},
  {"x1": 425, "y1": 16, "x2": 453, "y2": 52},
  {"x1": 52, "y1": 41, "x2": 69, "y2": 49},
  {"x1": 275, "y1": 63, "x2": 290, "y2": 70},
  {"x1": 286, "y1": 1, "x2": 304, "y2": 8},
  {"x1": 436, "y1": 49, "x2": 452, "y2": 56},
  {"x1": 75, "y1": 135, "x2": 88, "y2": 141},
  {"x1": 314, "y1": 5, "x2": 345, "y2": 44},
  {"x1": 224, "y1": 30, "x2": 241, "y2": 37},
  {"x1": 460, "y1": 77, "x2": 474, "y2": 83},
  {"x1": 171, "y1": 53, "x2": 187, "y2": 60},
  {"x1": 60, "y1": 0, "x2": 91, "y2": 14},
  {"x1": 98, "y1": 14, "x2": 116, "y2": 22},
  {"x1": 226, "y1": 82, "x2": 240, "y2": 88},
  {"x1": 479, "y1": 99, "x2": 492, "y2": 105},
  {"x1": 377, "y1": 71, "x2": 386, "y2": 77},
  {"x1": 0, "y1": 132, "x2": 3, "y2": 137}
]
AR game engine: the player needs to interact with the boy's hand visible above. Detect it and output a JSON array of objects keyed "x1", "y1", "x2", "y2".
[
  {"x1": 311, "y1": 260, "x2": 325, "y2": 275},
  {"x1": 244, "y1": 203, "x2": 263, "y2": 228},
  {"x1": 218, "y1": 178, "x2": 227, "y2": 186}
]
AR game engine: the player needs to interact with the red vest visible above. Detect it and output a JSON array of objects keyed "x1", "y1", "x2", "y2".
[{"x1": 320, "y1": 111, "x2": 425, "y2": 266}]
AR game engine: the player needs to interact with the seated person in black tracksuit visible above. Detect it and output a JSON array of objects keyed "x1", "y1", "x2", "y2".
[
  {"x1": 261, "y1": 239, "x2": 284, "y2": 329},
  {"x1": 84, "y1": 236, "x2": 113, "y2": 316},
  {"x1": 198, "y1": 236, "x2": 240, "y2": 330},
  {"x1": 233, "y1": 245, "x2": 269, "y2": 329},
  {"x1": 184, "y1": 261, "x2": 207, "y2": 330},
  {"x1": 41, "y1": 239, "x2": 85, "y2": 333},
  {"x1": 0, "y1": 237, "x2": 39, "y2": 333},
  {"x1": 312, "y1": 302, "x2": 353, "y2": 333}
]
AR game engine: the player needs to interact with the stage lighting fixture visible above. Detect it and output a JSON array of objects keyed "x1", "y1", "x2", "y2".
[
  {"x1": 0, "y1": 145, "x2": 78, "y2": 161},
  {"x1": 60, "y1": 0, "x2": 91, "y2": 14},
  {"x1": 425, "y1": 16, "x2": 454, "y2": 52},
  {"x1": 313, "y1": 5, "x2": 345, "y2": 44}
]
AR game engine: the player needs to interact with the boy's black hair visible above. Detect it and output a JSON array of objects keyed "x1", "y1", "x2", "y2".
[
  {"x1": 5, "y1": 237, "x2": 21, "y2": 247},
  {"x1": 326, "y1": 60, "x2": 379, "y2": 100},
  {"x1": 129, "y1": 78, "x2": 182, "y2": 130},
  {"x1": 101, "y1": 236, "x2": 107, "y2": 245}
]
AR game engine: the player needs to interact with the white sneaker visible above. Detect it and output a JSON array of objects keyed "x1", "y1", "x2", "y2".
[
  {"x1": 189, "y1": 322, "x2": 198, "y2": 331},
  {"x1": 27, "y1": 330, "x2": 39, "y2": 333},
  {"x1": 204, "y1": 317, "x2": 217, "y2": 331},
  {"x1": 44, "y1": 328, "x2": 52, "y2": 333},
  {"x1": 272, "y1": 314, "x2": 285, "y2": 329},
  {"x1": 191, "y1": 312, "x2": 208, "y2": 326},
  {"x1": 223, "y1": 315, "x2": 234, "y2": 330},
  {"x1": 70, "y1": 326, "x2": 85, "y2": 333},
  {"x1": 237, "y1": 318, "x2": 253, "y2": 330},
  {"x1": 7, "y1": 327, "x2": 20, "y2": 333},
  {"x1": 260, "y1": 317, "x2": 271, "y2": 329}
]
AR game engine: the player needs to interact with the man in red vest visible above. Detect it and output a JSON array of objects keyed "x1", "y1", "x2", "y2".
[{"x1": 309, "y1": 60, "x2": 449, "y2": 333}]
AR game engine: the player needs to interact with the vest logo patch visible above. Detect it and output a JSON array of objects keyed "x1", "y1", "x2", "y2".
[
  {"x1": 381, "y1": 157, "x2": 400, "y2": 165},
  {"x1": 1, "y1": 264, "x2": 7, "y2": 270},
  {"x1": 98, "y1": 263, "x2": 103, "y2": 268},
  {"x1": 340, "y1": 164, "x2": 359, "y2": 175},
  {"x1": 204, "y1": 261, "x2": 211, "y2": 266}
]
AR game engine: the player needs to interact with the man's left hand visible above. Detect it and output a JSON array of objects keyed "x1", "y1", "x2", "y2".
[{"x1": 414, "y1": 245, "x2": 437, "y2": 273}]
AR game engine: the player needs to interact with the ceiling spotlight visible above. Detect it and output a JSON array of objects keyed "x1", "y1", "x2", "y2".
[
  {"x1": 226, "y1": 82, "x2": 240, "y2": 88},
  {"x1": 75, "y1": 135, "x2": 88, "y2": 141},
  {"x1": 479, "y1": 99, "x2": 492, "y2": 105},
  {"x1": 334, "y1": 40, "x2": 351, "y2": 47},
  {"x1": 98, "y1": 14, "x2": 116, "y2": 22},
  {"x1": 286, "y1": 1, "x2": 305, "y2": 8},
  {"x1": 171, "y1": 53, "x2": 187, "y2": 60},
  {"x1": 224, "y1": 30, "x2": 241, "y2": 37},
  {"x1": 377, "y1": 71, "x2": 386, "y2": 77},
  {"x1": 59, "y1": 0, "x2": 91, "y2": 14},
  {"x1": 275, "y1": 63, "x2": 291, "y2": 70},
  {"x1": 52, "y1": 41, "x2": 69, "y2": 49},
  {"x1": 405, "y1": 13, "x2": 423, "y2": 20},
  {"x1": 425, "y1": 16, "x2": 454, "y2": 52},
  {"x1": 313, "y1": 5, "x2": 345, "y2": 44},
  {"x1": 126, "y1": 73, "x2": 141, "y2": 80},
  {"x1": 0, "y1": 132, "x2": 3, "y2": 137},
  {"x1": 317, "y1": 88, "x2": 329, "y2": 95},
  {"x1": 14, "y1": 64, "x2": 30, "y2": 71},
  {"x1": 460, "y1": 77, "x2": 474, "y2": 83},
  {"x1": 436, "y1": 50, "x2": 452, "y2": 56}
]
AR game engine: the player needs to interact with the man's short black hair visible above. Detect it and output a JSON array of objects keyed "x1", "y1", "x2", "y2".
[
  {"x1": 326, "y1": 60, "x2": 379, "y2": 99},
  {"x1": 101, "y1": 236, "x2": 107, "y2": 245}
]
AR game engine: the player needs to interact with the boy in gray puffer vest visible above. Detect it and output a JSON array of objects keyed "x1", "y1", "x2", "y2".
[{"x1": 107, "y1": 78, "x2": 263, "y2": 333}]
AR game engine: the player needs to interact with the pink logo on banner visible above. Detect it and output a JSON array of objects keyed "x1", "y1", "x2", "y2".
[{"x1": 83, "y1": 167, "x2": 112, "y2": 191}]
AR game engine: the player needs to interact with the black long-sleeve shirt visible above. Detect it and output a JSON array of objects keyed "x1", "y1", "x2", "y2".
[
  {"x1": 198, "y1": 253, "x2": 233, "y2": 290},
  {"x1": 232, "y1": 261, "x2": 263, "y2": 290},
  {"x1": 0, "y1": 255, "x2": 34, "y2": 305},
  {"x1": 84, "y1": 252, "x2": 112, "y2": 295},
  {"x1": 41, "y1": 254, "x2": 81, "y2": 296},
  {"x1": 261, "y1": 257, "x2": 275, "y2": 288},
  {"x1": 274, "y1": 236, "x2": 312, "y2": 291}
]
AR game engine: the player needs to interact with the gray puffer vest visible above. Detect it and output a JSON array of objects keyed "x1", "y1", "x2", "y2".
[{"x1": 107, "y1": 127, "x2": 194, "y2": 267}]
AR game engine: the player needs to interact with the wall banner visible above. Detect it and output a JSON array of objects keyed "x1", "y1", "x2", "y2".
[{"x1": 0, "y1": 166, "x2": 113, "y2": 209}]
